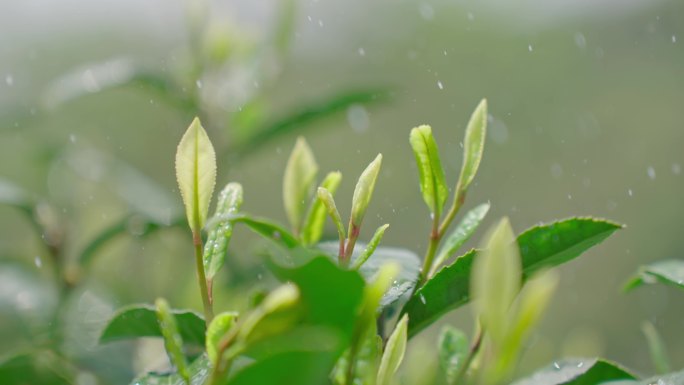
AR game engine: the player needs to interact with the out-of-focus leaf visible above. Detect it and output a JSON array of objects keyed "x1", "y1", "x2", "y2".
[
  {"x1": 0, "y1": 352, "x2": 73, "y2": 385},
  {"x1": 409, "y1": 125, "x2": 448, "y2": 216},
  {"x1": 642, "y1": 321, "x2": 671, "y2": 374},
  {"x1": 271, "y1": 0, "x2": 297, "y2": 56},
  {"x1": 131, "y1": 355, "x2": 210, "y2": 385},
  {"x1": 332, "y1": 325, "x2": 380, "y2": 385},
  {"x1": 99, "y1": 304, "x2": 205, "y2": 346},
  {"x1": 283, "y1": 137, "x2": 318, "y2": 234},
  {"x1": 0, "y1": 178, "x2": 34, "y2": 214},
  {"x1": 403, "y1": 218, "x2": 622, "y2": 338},
  {"x1": 607, "y1": 370, "x2": 684, "y2": 385},
  {"x1": 349, "y1": 154, "x2": 382, "y2": 231},
  {"x1": 155, "y1": 299, "x2": 189, "y2": 383},
  {"x1": 175, "y1": 117, "x2": 217, "y2": 233},
  {"x1": 233, "y1": 89, "x2": 391, "y2": 157},
  {"x1": 238, "y1": 285, "x2": 301, "y2": 346},
  {"x1": 204, "y1": 183, "x2": 243, "y2": 281},
  {"x1": 624, "y1": 259, "x2": 684, "y2": 291},
  {"x1": 377, "y1": 314, "x2": 408, "y2": 385},
  {"x1": 455, "y1": 99, "x2": 487, "y2": 193},
  {"x1": 206, "y1": 312, "x2": 238, "y2": 365},
  {"x1": 438, "y1": 326, "x2": 469, "y2": 385},
  {"x1": 226, "y1": 351, "x2": 332, "y2": 385},
  {"x1": 228, "y1": 214, "x2": 300, "y2": 249},
  {"x1": 430, "y1": 202, "x2": 490, "y2": 277},
  {"x1": 510, "y1": 358, "x2": 635, "y2": 385},
  {"x1": 351, "y1": 224, "x2": 390, "y2": 270},
  {"x1": 301, "y1": 171, "x2": 342, "y2": 246}
]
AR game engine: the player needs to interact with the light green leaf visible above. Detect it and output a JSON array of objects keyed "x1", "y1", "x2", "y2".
[
  {"x1": 175, "y1": 117, "x2": 217, "y2": 233},
  {"x1": 283, "y1": 137, "x2": 318, "y2": 234},
  {"x1": 430, "y1": 202, "x2": 490, "y2": 277},
  {"x1": 456, "y1": 99, "x2": 487, "y2": 193},
  {"x1": 206, "y1": 311, "x2": 238, "y2": 365},
  {"x1": 642, "y1": 321, "x2": 671, "y2": 374},
  {"x1": 203, "y1": 183, "x2": 243, "y2": 280},
  {"x1": 99, "y1": 304, "x2": 206, "y2": 346},
  {"x1": 155, "y1": 298, "x2": 190, "y2": 383},
  {"x1": 131, "y1": 355, "x2": 211, "y2": 385},
  {"x1": 301, "y1": 171, "x2": 342, "y2": 246},
  {"x1": 471, "y1": 217, "x2": 521, "y2": 344},
  {"x1": 351, "y1": 224, "x2": 390, "y2": 270},
  {"x1": 238, "y1": 285, "x2": 302, "y2": 345},
  {"x1": 317, "y1": 187, "x2": 346, "y2": 246},
  {"x1": 377, "y1": 314, "x2": 408, "y2": 385},
  {"x1": 510, "y1": 358, "x2": 635, "y2": 385},
  {"x1": 350, "y1": 154, "x2": 383, "y2": 231},
  {"x1": 410, "y1": 125, "x2": 448, "y2": 215},
  {"x1": 625, "y1": 259, "x2": 684, "y2": 291},
  {"x1": 438, "y1": 326, "x2": 469, "y2": 385},
  {"x1": 403, "y1": 217, "x2": 621, "y2": 338}
]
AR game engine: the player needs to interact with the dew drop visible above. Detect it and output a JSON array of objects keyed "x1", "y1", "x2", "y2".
[
  {"x1": 420, "y1": 294, "x2": 426, "y2": 304},
  {"x1": 553, "y1": 362, "x2": 560, "y2": 370}
]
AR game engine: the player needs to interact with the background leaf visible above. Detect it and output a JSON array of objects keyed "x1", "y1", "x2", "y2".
[
  {"x1": 283, "y1": 137, "x2": 318, "y2": 234},
  {"x1": 131, "y1": 355, "x2": 210, "y2": 385},
  {"x1": 0, "y1": 352, "x2": 73, "y2": 385},
  {"x1": 99, "y1": 305, "x2": 206, "y2": 346},
  {"x1": 409, "y1": 125, "x2": 448, "y2": 215},
  {"x1": 510, "y1": 358, "x2": 635, "y2": 385},
  {"x1": 624, "y1": 259, "x2": 684, "y2": 291},
  {"x1": 403, "y1": 217, "x2": 622, "y2": 337}
]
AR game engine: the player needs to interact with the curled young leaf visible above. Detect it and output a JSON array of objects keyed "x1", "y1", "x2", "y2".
[
  {"x1": 410, "y1": 125, "x2": 448, "y2": 216},
  {"x1": 456, "y1": 99, "x2": 487, "y2": 194},
  {"x1": 206, "y1": 311, "x2": 238, "y2": 365},
  {"x1": 377, "y1": 314, "x2": 408, "y2": 385},
  {"x1": 155, "y1": 298, "x2": 190, "y2": 383},
  {"x1": 350, "y1": 154, "x2": 383, "y2": 231},
  {"x1": 283, "y1": 137, "x2": 318, "y2": 234},
  {"x1": 203, "y1": 183, "x2": 243, "y2": 281},
  {"x1": 175, "y1": 117, "x2": 217, "y2": 233},
  {"x1": 471, "y1": 217, "x2": 521, "y2": 344},
  {"x1": 351, "y1": 224, "x2": 390, "y2": 270},
  {"x1": 301, "y1": 171, "x2": 343, "y2": 246},
  {"x1": 317, "y1": 187, "x2": 346, "y2": 248}
]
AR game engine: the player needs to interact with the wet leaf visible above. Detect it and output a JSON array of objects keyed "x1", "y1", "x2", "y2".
[
  {"x1": 283, "y1": 137, "x2": 318, "y2": 234},
  {"x1": 624, "y1": 259, "x2": 684, "y2": 291},
  {"x1": 155, "y1": 299, "x2": 189, "y2": 383},
  {"x1": 438, "y1": 326, "x2": 469, "y2": 385},
  {"x1": 510, "y1": 358, "x2": 635, "y2": 385},
  {"x1": 456, "y1": 99, "x2": 487, "y2": 193},
  {"x1": 131, "y1": 355, "x2": 211, "y2": 385},
  {"x1": 203, "y1": 183, "x2": 243, "y2": 280},
  {"x1": 410, "y1": 125, "x2": 448, "y2": 215},
  {"x1": 175, "y1": 117, "x2": 217, "y2": 233},
  {"x1": 377, "y1": 314, "x2": 408, "y2": 385}
]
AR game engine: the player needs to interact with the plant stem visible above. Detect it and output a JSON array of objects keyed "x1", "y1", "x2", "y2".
[
  {"x1": 452, "y1": 327, "x2": 483, "y2": 385},
  {"x1": 343, "y1": 224, "x2": 360, "y2": 267},
  {"x1": 193, "y1": 231, "x2": 214, "y2": 323},
  {"x1": 439, "y1": 188, "x2": 466, "y2": 236},
  {"x1": 417, "y1": 210, "x2": 441, "y2": 287}
]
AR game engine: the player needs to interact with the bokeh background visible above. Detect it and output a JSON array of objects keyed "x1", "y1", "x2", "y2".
[{"x1": 1, "y1": 0, "x2": 683, "y2": 383}]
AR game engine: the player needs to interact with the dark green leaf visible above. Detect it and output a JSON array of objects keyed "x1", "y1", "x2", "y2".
[
  {"x1": 404, "y1": 218, "x2": 622, "y2": 337},
  {"x1": 226, "y1": 352, "x2": 333, "y2": 385},
  {"x1": 607, "y1": 369, "x2": 684, "y2": 385},
  {"x1": 131, "y1": 355, "x2": 211, "y2": 385},
  {"x1": 0, "y1": 352, "x2": 73, "y2": 385},
  {"x1": 510, "y1": 358, "x2": 635, "y2": 385},
  {"x1": 100, "y1": 305, "x2": 206, "y2": 346},
  {"x1": 438, "y1": 326, "x2": 469, "y2": 385},
  {"x1": 624, "y1": 259, "x2": 684, "y2": 291}
]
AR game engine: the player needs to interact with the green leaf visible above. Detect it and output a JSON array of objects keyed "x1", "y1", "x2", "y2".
[
  {"x1": 175, "y1": 117, "x2": 217, "y2": 233},
  {"x1": 301, "y1": 171, "x2": 343, "y2": 246},
  {"x1": 229, "y1": 214, "x2": 300, "y2": 249},
  {"x1": 377, "y1": 314, "x2": 408, "y2": 385},
  {"x1": 316, "y1": 187, "x2": 346, "y2": 245},
  {"x1": 155, "y1": 299, "x2": 190, "y2": 383},
  {"x1": 131, "y1": 355, "x2": 211, "y2": 385},
  {"x1": 238, "y1": 285, "x2": 302, "y2": 345},
  {"x1": 456, "y1": 99, "x2": 487, "y2": 193},
  {"x1": 204, "y1": 183, "x2": 243, "y2": 280},
  {"x1": 472, "y1": 218, "x2": 521, "y2": 344},
  {"x1": 438, "y1": 326, "x2": 469, "y2": 385},
  {"x1": 510, "y1": 358, "x2": 635, "y2": 385},
  {"x1": 351, "y1": 224, "x2": 390, "y2": 270},
  {"x1": 206, "y1": 312, "x2": 238, "y2": 365},
  {"x1": 403, "y1": 217, "x2": 622, "y2": 338},
  {"x1": 283, "y1": 137, "x2": 318, "y2": 234},
  {"x1": 226, "y1": 352, "x2": 333, "y2": 385},
  {"x1": 624, "y1": 259, "x2": 684, "y2": 291},
  {"x1": 99, "y1": 304, "x2": 206, "y2": 346},
  {"x1": 608, "y1": 369, "x2": 684, "y2": 385},
  {"x1": 642, "y1": 321, "x2": 671, "y2": 374},
  {"x1": 409, "y1": 125, "x2": 448, "y2": 215},
  {"x1": 350, "y1": 154, "x2": 383, "y2": 230},
  {"x1": 430, "y1": 202, "x2": 490, "y2": 277},
  {"x1": 0, "y1": 352, "x2": 73, "y2": 385},
  {"x1": 332, "y1": 325, "x2": 380, "y2": 385}
]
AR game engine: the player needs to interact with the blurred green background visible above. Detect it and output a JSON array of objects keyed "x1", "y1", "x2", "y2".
[{"x1": 1, "y1": 0, "x2": 683, "y2": 383}]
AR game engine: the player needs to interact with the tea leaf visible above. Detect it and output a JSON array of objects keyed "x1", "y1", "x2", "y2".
[
  {"x1": 0, "y1": 352, "x2": 73, "y2": 385},
  {"x1": 456, "y1": 99, "x2": 487, "y2": 193},
  {"x1": 100, "y1": 304, "x2": 206, "y2": 346},
  {"x1": 510, "y1": 358, "x2": 635, "y2": 385},
  {"x1": 230, "y1": 214, "x2": 300, "y2": 249},
  {"x1": 438, "y1": 326, "x2": 469, "y2": 385},
  {"x1": 283, "y1": 137, "x2": 318, "y2": 234},
  {"x1": 377, "y1": 314, "x2": 408, "y2": 385},
  {"x1": 206, "y1": 312, "x2": 238, "y2": 365},
  {"x1": 430, "y1": 202, "x2": 490, "y2": 277},
  {"x1": 471, "y1": 218, "x2": 521, "y2": 344},
  {"x1": 238, "y1": 285, "x2": 302, "y2": 345},
  {"x1": 301, "y1": 171, "x2": 343, "y2": 246},
  {"x1": 132, "y1": 355, "x2": 211, "y2": 385},
  {"x1": 155, "y1": 298, "x2": 190, "y2": 383},
  {"x1": 624, "y1": 259, "x2": 684, "y2": 291},
  {"x1": 403, "y1": 218, "x2": 622, "y2": 338},
  {"x1": 350, "y1": 154, "x2": 383, "y2": 230},
  {"x1": 317, "y1": 187, "x2": 346, "y2": 245},
  {"x1": 203, "y1": 183, "x2": 243, "y2": 280},
  {"x1": 175, "y1": 117, "x2": 217, "y2": 233},
  {"x1": 409, "y1": 125, "x2": 448, "y2": 215},
  {"x1": 351, "y1": 224, "x2": 390, "y2": 270}
]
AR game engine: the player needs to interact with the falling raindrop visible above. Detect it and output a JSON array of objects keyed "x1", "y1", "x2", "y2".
[
  {"x1": 5, "y1": 75, "x2": 13, "y2": 86},
  {"x1": 628, "y1": 189, "x2": 633, "y2": 197},
  {"x1": 34, "y1": 256, "x2": 42, "y2": 268},
  {"x1": 574, "y1": 32, "x2": 587, "y2": 49},
  {"x1": 347, "y1": 104, "x2": 370, "y2": 133},
  {"x1": 420, "y1": 294, "x2": 426, "y2": 304},
  {"x1": 419, "y1": 3, "x2": 435, "y2": 20},
  {"x1": 673, "y1": 35, "x2": 677, "y2": 43},
  {"x1": 672, "y1": 163, "x2": 681, "y2": 175},
  {"x1": 467, "y1": 12, "x2": 475, "y2": 21},
  {"x1": 528, "y1": 44, "x2": 534, "y2": 52},
  {"x1": 647, "y1": 166, "x2": 656, "y2": 180},
  {"x1": 69, "y1": 134, "x2": 77, "y2": 143},
  {"x1": 358, "y1": 47, "x2": 366, "y2": 56},
  {"x1": 553, "y1": 362, "x2": 560, "y2": 370},
  {"x1": 550, "y1": 163, "x2": 563, "y2": 179},
  {"x1": 437, "y1": 80, "x2": 444, "y2": 90},
  {"x1": 196, "y1": 79, "x2": 203, "y2": 89}
]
